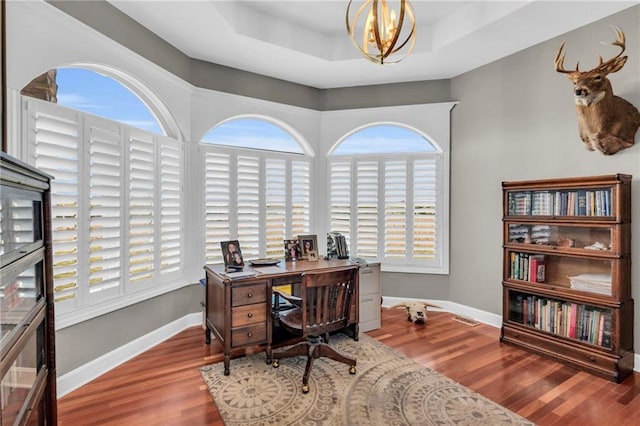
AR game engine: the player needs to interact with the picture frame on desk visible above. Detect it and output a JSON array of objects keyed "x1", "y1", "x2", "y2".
[
  {"x1": 221, "y1": 240, "x2": 244, "y2": 270},
  {"x1": 284, "y1": 239, "x2": 300, "y2": 262},
  {"x1": 307, "y1": 250, "x2": 318, "y2": 262},
  {"x1": 298, "y1": 234, "x2": 317, "y2": 259}
]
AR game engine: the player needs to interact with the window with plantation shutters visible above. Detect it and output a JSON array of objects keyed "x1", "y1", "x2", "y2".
[
  {"x1": 201, "y1": 118, "x2": 311, "y2": 262},
  {"x1": 23, "y1": 97, "x2": 184, "y2": 322},
  {"x1": 328, "y1": 124, "x2": 445, "y2": 272}
]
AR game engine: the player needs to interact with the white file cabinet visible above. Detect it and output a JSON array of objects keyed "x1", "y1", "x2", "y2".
[{"x1": 358, "y1": 262, "x2": 381, "y2": 332}]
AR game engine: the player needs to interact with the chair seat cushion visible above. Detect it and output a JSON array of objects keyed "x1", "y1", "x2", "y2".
[{"x1": 279, "y1": 307, "x2": 303, "y2": 332}]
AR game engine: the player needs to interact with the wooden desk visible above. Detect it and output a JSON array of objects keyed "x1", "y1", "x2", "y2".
[{"x1": 203, "y1": 259, "x2": 359, "y2": 375}]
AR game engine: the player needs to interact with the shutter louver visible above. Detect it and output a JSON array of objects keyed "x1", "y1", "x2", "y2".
[
  {"x1": 356, "y1": 160, "x2": 378, "y2": 258},
  {"x1": 291, "y1": 160, "x2": 310, "y2": 237},
  {"x1": 236, "y1": 156, "x2": 260, "y2": 257},
  {"x1": 87, "y1": 118, "x2": 122, "y2": 298},
  {"x1": 28, "y1": 101, "x2": 81, "y2": 306},
  {"x1": 329, "y1": 161, "x2": 351, "y2": 243},
  {"x1": 204, "y1": 152, "x2": 231, "y2": 262},
  {"x1": 384, "y1": 160, "x2": 407, "y2": 258},
  {"x1": 128, "y1": 131, "x2": 155, "y2": 283},
  {"x1": 159, "y1": 137, "x2": 182, "y2": 274},
  {"x1": 265, "y1": 159, "x2": 286, "y2": 257},
  {"x1": 413, "y1": 158, "x2": 437, "y2": 259}
]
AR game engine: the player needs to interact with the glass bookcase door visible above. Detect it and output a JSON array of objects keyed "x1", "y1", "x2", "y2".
[
  {"x1": 507, "y1": 289, "x2": 613, "y2": 350},
  {"x1": 505, "y1": 249, "x2": 615, "y2": 297},
  {"x1": 0, "y1": 186, "x2": 43, "y2": 267},
  {"x1": 0, "y1": 252, "x2": 45, "y2": 344},
  {"x1": 506, "y1": 187, "x2": 614, "y2": 217},
  {"x1": 506, "y1": 223, "x2": 612, "y2": 251}
]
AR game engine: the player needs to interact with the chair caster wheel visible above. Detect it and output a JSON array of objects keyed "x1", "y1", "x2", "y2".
[
  {"x1": 272, "y1": 360, "x2": 279, "y2": 368},
  {"x1": 302, "y1": 384, "x2": 309, "y2": 394},
  {"x1": 349, "y1": 366, "x2": 356, "y2": 375}
]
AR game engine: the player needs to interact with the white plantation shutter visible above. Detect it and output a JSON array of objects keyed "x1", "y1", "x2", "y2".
[
  {"x1": 86, "y1": 117, "x2": 122, "y2": 300},
  {"x1": 128, "y1": 131, "x2": 155, "y2": 284},
  {"x1": 23, "y1": 97, "x2": 185, "y2": 322},
  {"x1": 26, "y1": 100, "x2": 82, "y2": 307},
  {"x1": 291, "y1": 160, "x2": 310, "y2": 237},
  {"x1": 265, "y1": 159, "x2": 286, "y2": 257},
  {"x1": 413, "y1": 158, "x2": 438, "y2": 259},
  {"x1": 355, "y1": 160, "x2": 378, "y2": 258},
  {"x1": 201, "y1": 144, "x2": 311, "y2": 261},
  {"x1": 384, "y1": 160, "x2": 407, "y2": 258},
  {"x1": 329, "y1": 161, "x2": 351, "y2": 244},
  {"x1": 159, "y1": 136, "x2": 183, "y2": 274},
  {"x1": 329, "y1": 152, "x2": 443, "y2": 269},
  {"x1": 204, "y1": 152, "x2": 231, "y2": 262}
]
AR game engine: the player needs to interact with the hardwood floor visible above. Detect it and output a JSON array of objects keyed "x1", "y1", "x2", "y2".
[{"x1": 57, "y1": 308, "x2": 640, "y2": 425}]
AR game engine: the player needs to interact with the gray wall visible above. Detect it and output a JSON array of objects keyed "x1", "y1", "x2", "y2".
[
  {"x1": 449, "y1": 7, "x2": 640, "y2": 341},
  {"x1": 56, "y1": 285, "x2": 201, "y2": 375},
  {"x1": 49, "y1": 1, "x2": 640, "y2": 374}
]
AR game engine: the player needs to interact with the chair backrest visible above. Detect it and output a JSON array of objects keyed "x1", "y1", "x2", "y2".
[{"x1": 300, "y1": 267, "x2": 358, "y2": 337}]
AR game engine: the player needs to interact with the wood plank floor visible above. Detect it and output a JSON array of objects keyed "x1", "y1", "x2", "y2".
[{"x1": 58, "y1": 309, "x2": 640, "y2": 425}]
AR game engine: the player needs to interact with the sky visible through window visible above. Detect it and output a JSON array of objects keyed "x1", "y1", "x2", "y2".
[
  {"x1": 202, "y1": 118, "x2": 304, "y2": 154},
  {"x1": 333, "y1": 125, "x2": 436, "y2": 155},
  {"x1": 56, "y1": 68, "x2": 163, "y2": 134}
]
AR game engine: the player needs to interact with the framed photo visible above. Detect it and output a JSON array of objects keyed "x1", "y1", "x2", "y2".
[
  {"x1": 307, "y1": 250, "x2": 318, "y2": 262},
  {"x1": 298, "y1": 234, "x2": 318, "y2": 260},
  {"x1": 221, "y1": 240, "x2": 244, "y2": 270},
  {"x1": 284, "y1": 239, "x2": 301, "y2": 262}
]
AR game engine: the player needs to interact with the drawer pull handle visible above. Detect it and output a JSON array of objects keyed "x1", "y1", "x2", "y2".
[
  {"x1": 513, "y1": 333, "x2": 519, "y2": 338},
  {"x1": 247, "y1": 332, "x2": 253, "y2": 337},
  {"x1": 247, "y1": 313, "x2": 253, "y2": 318},
  {"x1": 589, "y1": 356, "x2": 596, "y2": 362},
  {"x1": 247, "y1": 293, "x2": 253, "y2": 298}
]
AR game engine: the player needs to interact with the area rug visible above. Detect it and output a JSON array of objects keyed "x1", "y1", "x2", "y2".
[{"x1": 200, "y1": 334, "x2": 534, "y2": 425}]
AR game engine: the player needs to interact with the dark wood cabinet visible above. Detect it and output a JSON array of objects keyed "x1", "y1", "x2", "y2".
[
  {"x1": 501, "y1": 174, "x2": 633, "y2": 382},
  {"x1": 0, "y1": 152, "x2": 57, "y2": 424}
]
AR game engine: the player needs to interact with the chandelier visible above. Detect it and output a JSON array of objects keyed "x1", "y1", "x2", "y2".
[{"x1": 346, "y1": 0, "x2": 416, "y2": 65}]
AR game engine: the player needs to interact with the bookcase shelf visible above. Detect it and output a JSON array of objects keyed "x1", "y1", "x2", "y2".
[{"x1": 501, "y1": 174, "x2": 633, "y2": 383}]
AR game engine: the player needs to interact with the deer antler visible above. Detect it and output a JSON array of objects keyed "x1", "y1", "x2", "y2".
[
  {"x1": 597, "y1": 26, "x2": 626, "y2": 71},
  {"x1": 554, "y1": 42, "x2": 580, "y2": 74}
]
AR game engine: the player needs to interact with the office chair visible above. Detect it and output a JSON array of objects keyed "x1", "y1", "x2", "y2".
[{"x1": 272, "y1": 267, "x2": 358, "y2": 394}]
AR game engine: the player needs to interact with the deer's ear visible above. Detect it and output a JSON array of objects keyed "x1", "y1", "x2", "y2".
[{"x1": 604, "y1": 56, "x2": 628, "y2": 74}]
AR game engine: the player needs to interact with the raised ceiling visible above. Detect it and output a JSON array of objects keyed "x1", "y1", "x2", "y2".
[{"x1": 108, "y1": 1, "x2": 638, "y2": 89}]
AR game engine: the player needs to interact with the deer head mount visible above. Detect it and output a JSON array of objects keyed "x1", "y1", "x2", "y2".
[{"x1": 555, "y1": 27, "x2": 640, "y2": 155}]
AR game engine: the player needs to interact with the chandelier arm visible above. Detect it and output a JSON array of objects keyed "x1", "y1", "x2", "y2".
[
  {"x1": 382, "y1": 0, "x2": 406, "y2": 60},
  {"x1": 372, "y1": 0, "x2": 385, "y2": 57}
]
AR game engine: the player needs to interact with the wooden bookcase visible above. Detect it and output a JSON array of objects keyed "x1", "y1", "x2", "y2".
[
  {"x1": 1, "y1": 152, "x2": 57, "y2": 424},
  {"x1": 501, "y1": 174, "x2": 633, "y2": 383}
]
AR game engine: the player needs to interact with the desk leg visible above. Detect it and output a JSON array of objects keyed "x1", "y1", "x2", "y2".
[
  {"x1": 224, "y1": 354, "x2": 231, "y2": 376},
  {"x1": 266, "y1": 344, "x2": 272, "y2": 365},
  {"x1": 205, "y1": 326, "x2": 211, "y2": 344}
]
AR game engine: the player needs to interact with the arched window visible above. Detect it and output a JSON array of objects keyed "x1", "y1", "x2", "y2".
[
  {"x1": 21, "y1": 66, "x2": 183, "y2": 324},
  {"x1": 22, "y1": 67, "x2": 166, "y2": 135},
  {"x1": 201, "y1": 117, "x2": 312, "y2": 261},
  {"x1": 328, "y1": 124, "x2": 446, "y2": 273}
]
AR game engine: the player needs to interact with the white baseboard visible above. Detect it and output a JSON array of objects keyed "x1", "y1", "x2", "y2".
[
  {"x1": 57, "y1": 299, "x2": 639, "y2": 396},
  {"x1": 56, "y1": 313, "x2": 202, "y2": 398}
]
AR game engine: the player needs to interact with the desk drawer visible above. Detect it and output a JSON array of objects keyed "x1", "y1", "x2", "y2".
[
  {"x1": 232, "y1": 283, "x2": 267, "y2": 306},
  {"x1": 232, "y1": 304, "x2": 267, "y2": 327},
  {"x1": 231, "y1": 324, "x2": 267, "y2": 347}
]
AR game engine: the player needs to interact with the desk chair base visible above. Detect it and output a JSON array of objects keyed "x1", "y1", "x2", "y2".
[{"x1": 272, "y1": 335, "x2": 356, "y2": 394}]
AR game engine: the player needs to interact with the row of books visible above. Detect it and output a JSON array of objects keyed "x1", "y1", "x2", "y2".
[
  {"x1": 509, "y1": 252, "x2": 546, "y2": 283},
  {"x1": 509, "y1": 293, "x2": 612, "y2": 348},
  {"x1": 507, "y1": 189, "x2": 612, "y2": 217}
]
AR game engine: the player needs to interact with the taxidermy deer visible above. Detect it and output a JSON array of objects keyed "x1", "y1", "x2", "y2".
[{"x1": 554, "y1": 27, "x2": 640, "y2": 155}]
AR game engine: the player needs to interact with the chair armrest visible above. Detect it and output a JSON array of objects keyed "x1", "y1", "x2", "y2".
[{"x1": 273, "y1": 290, "x2": 302, "y2": 307}]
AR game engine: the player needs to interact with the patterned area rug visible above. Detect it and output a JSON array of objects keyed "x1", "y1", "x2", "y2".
[{"x1": 200, "y1": 334, "x2": 535, "y2": 425}]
